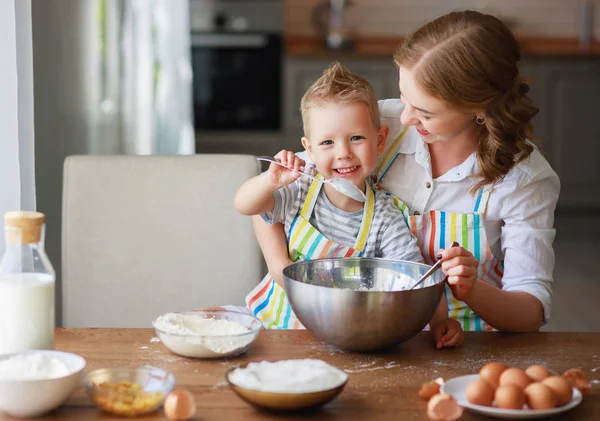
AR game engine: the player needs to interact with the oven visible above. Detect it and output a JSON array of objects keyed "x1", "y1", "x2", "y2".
[{"x1": 190, "y1": 0, "x2": 283, "y2": 134}]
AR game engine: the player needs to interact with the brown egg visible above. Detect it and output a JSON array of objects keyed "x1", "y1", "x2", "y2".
[
  {"x1": 479, "y1": 362, "x2": 508, "y2": 389},
  {"x1": 563, "y1": 368, "x2": 591, "y2": 396},
  {"x1": 524, "y1": 382, "x2": 558, "y2": 410},
  {"x1": 525, "y1": 365, "x2": 551, "y2": 382},
  {"x1": 164, "y1": 388, "x2": 197, "y2": 421},
  {"x1": 499, "y1": 367, "x2": 532, "y2": 389},
  {"x1": 494, "y1": 385, "x2": 526, "y2": 409},
  {"x1": 427, "y1": 394, "x2": 463, "y2": 421},
  {"x1": 466, "y1": 379, "x2": 495, "y2": 406},
  {"x1": 542, "y1": 376, "x2": 573, "y2": 406}
]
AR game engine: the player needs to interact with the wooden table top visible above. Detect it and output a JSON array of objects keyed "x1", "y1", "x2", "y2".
[{"x1": 3, "y1": 329, "x2": 598, "y2": 420}]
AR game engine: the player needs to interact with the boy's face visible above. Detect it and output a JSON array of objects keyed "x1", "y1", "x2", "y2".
[{"x1": 301, "y1": 102, "x2": 388, "y2": 190}]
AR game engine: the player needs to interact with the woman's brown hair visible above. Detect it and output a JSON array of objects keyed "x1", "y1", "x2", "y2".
[{"x1": 394, "y1": 10, "x2": 537, "y2": 192}]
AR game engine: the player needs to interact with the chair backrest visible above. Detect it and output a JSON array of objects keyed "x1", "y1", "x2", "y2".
[{"x1": 62, "y1": 154, "x2": 263, "y2": 327}]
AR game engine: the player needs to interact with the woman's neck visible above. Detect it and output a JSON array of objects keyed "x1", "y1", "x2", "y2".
[{"x1": 428, "y1": 131, "x2": 479, "y2": 179}]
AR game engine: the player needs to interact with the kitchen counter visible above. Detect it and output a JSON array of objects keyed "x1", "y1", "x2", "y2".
[
  {"x1": 10, "y1": 328, "x2": 599, "y2": 420},
  {"x1": 286, "y1": 36, "x2": 600, "y2": 58}
]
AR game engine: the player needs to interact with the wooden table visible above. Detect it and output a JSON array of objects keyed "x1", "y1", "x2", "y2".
[{"x1": 3, "y1": 329, "x2": 598, "y2": 420}]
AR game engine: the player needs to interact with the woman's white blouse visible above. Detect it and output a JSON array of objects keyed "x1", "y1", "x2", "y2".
[{"x1": 378, "y1": 99, "x2": 560, "y2": 322}]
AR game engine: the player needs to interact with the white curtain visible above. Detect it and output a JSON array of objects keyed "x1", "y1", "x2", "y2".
[
  {"x1": 0, "y1": 0, "x2": 36, "y2": 258},
  {"x1": 93, "y1": 0, "x2": 194, "y2": 155}
]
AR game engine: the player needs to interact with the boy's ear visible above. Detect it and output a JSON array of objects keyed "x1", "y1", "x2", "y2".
[
  {"x1": 301, "y1": 137, "x2": 315, "y2": 160},
  {"x1": 376, "y1": 125, "x2": 389, "y2": 154}
]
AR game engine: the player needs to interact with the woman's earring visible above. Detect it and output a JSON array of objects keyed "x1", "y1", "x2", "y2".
[{"x1": 476, "y1": 116, "x2": 485, "y2": 125}]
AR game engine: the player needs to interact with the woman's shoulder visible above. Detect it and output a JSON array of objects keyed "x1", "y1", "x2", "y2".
[
  {"x1": 503, "y1": 144, "x2": 559, "y2": 187},
  {"x1": 491, "y1": 146, "x2": 560, "y2": 217}
]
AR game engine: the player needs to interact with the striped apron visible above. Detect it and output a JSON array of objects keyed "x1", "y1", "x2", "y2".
[
  {"x1": 373, "y1": 129, "x2": 503, "y2": 331},
  {"x1": 246, "y1": 175, "x2": 376, "y2": 329}
]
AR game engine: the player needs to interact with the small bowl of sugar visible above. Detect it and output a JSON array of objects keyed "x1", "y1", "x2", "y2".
[
  {"x1": 152, "y1": 310, "x2": 262, "y2": 359},
  {"x1": 226, "y1": 359, "x2": 348, "y2": 411},
  {"x1": 0, "y1": 350, "x2": 86, "y2": 417}
]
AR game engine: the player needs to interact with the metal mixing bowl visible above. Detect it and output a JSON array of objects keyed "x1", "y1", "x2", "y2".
[{"x1": 283, "y1": 258, "x2": 445, "y2": 352}]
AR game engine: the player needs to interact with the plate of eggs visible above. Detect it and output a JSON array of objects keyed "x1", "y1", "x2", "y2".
[{"x1": 440, "y1": 363, "x2": 589, "y2": 419}]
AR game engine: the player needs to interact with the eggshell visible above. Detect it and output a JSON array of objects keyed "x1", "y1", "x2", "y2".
[
  {"x1": 427, "y1": 394, "x2": 463, "y2": 421},
  {"x1": 164, "y1": 388, "x2": 197, "y2": 421},
  {"x1": 494, "y1": 385, "x2": 526, "y2": 409},
  {"x1": 524, "y1": 382, "x2": 558, "y2": 410},
  {"x1": 563, "y1": 368, "x2": 590, "y2": 396},
  {"x1": 479, "y1": 362, "x2": 507, "y2": 389},
  {"x1": 542, "y1": 376, "x2": 573, "y2": 406},
  {"x1": 419, "y1": 380, "x2": 441, "y2": 400},
  {"x1": 466, "y1": 379, "x2": 494, "y2": 406},
  {"x1": 525, "y1": 365, "x2": 551, "y2": 382},
  {"x1": 499, "y1": 367, "x2": 532, "y2": 389}
]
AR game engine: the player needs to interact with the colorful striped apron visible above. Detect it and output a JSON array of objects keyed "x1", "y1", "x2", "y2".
[
  {"x1": 373, "y1": 129, "x2": 504, "y2": 331},
  {"x1": 246, "y1": 175, "x2": 376, "y2": 329}
]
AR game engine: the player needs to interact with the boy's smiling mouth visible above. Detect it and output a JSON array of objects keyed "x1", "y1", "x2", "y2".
[{"x1": 334, "y1": 166, "x2": 359, "y2": 175}]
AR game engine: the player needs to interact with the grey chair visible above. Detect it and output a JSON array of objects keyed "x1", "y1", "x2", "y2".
[{"x1": 62, "y1": 155, "x2": 263, "y2": 327}]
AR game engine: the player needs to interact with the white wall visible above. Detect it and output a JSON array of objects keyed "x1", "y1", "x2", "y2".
[{"x1": 0, "y1": 0, "x2": 35, "y2": 258}]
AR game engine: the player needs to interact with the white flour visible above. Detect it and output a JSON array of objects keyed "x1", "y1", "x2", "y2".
[
  {"x1": 0, "y1": 353, "x2": 70, "y2": 380},
  {"x1": 153, "y1": 313, "x2": 255, "y2": 358},
  {"x1": 228, "y1": 359, "x2": 348, "y2": 393}
]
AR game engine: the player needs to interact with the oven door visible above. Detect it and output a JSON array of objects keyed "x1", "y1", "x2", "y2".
[{"x1": 191, "y1": 32, "x2": 281, "y2": 131}]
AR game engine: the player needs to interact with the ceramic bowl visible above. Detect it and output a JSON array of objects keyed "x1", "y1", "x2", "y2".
[
  {"x1": 0, "y1": 350, "x2": 86, "y2": 417},
  {"x1": 225, "y1": 362, "x2": 348, "y2": 411},
  {"x1": 152, "y1": 310, "x2": 262, "y2": 358},
  {"x1": 82, "y1": 366, "x2": 175, "y2": 416}
]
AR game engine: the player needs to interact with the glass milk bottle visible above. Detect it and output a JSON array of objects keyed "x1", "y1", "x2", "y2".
[{"x1": 0, "y1": 211, "x2": 55, "y2": 354}]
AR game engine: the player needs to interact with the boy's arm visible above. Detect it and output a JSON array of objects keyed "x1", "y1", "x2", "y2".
[
  {"x1": 234, "y1": 172, "x2": 280, "y2": 215},
  {"x1": 234, "y1": 150, "x2": 304, "y2": 216},
  {"x1": 429, "y1": 295, "x2": 450, "y2": 327}
]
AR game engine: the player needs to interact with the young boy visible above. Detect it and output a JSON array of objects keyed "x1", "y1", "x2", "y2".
[{"x1": 234, "y1": 62, "x2": 462, "y2": 349}]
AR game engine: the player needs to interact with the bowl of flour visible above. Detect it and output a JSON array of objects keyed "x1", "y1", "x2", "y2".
[
  {"x1": 226, "y1": 359, "x2": 348, "y2": 411},
  {"x1": 0, "y1": 350, "x2": 86, "y2": 417},
  {"x1": 152, "y1": 311, "x2": 262, "y2": 358}
]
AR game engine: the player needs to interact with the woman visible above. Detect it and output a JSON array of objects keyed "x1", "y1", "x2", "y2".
[{"x1": 254, "y1": 10, "x2": 560, "y2": 332}]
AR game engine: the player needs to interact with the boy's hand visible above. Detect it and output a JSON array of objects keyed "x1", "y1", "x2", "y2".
[
  {"x1": 268, "y1": 150, "x2": 305, "y2": 187},
  {"x1": 438, "y1": 245, "x2": 479, "y2": 301},
  {"x1": 431, "y1": 318, "x2": 464, "y2": 349}
]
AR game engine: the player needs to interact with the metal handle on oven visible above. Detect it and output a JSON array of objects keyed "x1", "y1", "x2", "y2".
[{"x1": 191, "y1": 33, "x2": 268, "y2": 48}]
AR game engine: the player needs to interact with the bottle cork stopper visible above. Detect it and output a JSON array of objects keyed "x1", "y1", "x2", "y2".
[{"x1": 4, "y1": 211, "x2": 45, "y2": 243}]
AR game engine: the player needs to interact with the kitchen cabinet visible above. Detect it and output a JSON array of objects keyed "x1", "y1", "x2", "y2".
[{"x1": 524, "y1": 58, "x2": 600, "y2": 209}]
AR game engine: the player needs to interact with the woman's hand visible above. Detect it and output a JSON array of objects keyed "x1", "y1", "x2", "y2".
[
  {"x1": 268, "y1": 150, "x2": 305, "y2": 187},
  {"x1": 439, "y1": 246, "x2": 479, "y2": 301},
  {"x1": 431, "y1": 318, "x2": 464, "y2": 349}
]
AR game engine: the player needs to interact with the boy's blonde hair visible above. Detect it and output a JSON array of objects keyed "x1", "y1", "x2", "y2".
[{"x1": 300, "y1": 62, "x2": 380, "y2": 136}]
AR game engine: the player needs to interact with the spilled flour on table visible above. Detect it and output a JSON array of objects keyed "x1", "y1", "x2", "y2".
[
  {"x1": 150, "y1": 337, "x2": 160, "y2": 343},
  {"x1": 344, "y1": 361, "x2": 401, "y2": 373},
  {"x1": 139, "y1": 346, "x2": 149, "y2": 350},
  {"x1": 592, "y1": 366, "x2": 600, "y2": 372}
]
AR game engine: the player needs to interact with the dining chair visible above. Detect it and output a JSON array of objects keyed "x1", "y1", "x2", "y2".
[{"x1": 61, "y1": 154, "x2": 263, "y2": 327}]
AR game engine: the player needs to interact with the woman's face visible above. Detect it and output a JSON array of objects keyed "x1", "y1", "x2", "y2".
[{"x1": 398, "y1": 66, "x2": 478, "y2": 145}]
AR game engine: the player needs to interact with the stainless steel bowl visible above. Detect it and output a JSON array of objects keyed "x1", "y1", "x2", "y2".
[{"x1": 283, "y1": 258, "x2": 445, "y2": 352}]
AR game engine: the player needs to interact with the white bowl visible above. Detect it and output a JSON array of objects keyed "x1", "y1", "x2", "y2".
[
  {"x1": 0, "y1": 350, "x2": 86, "y2": 417},
  {"x1": 152, "y1": 311, "x2": 262, "y2": 358}
]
